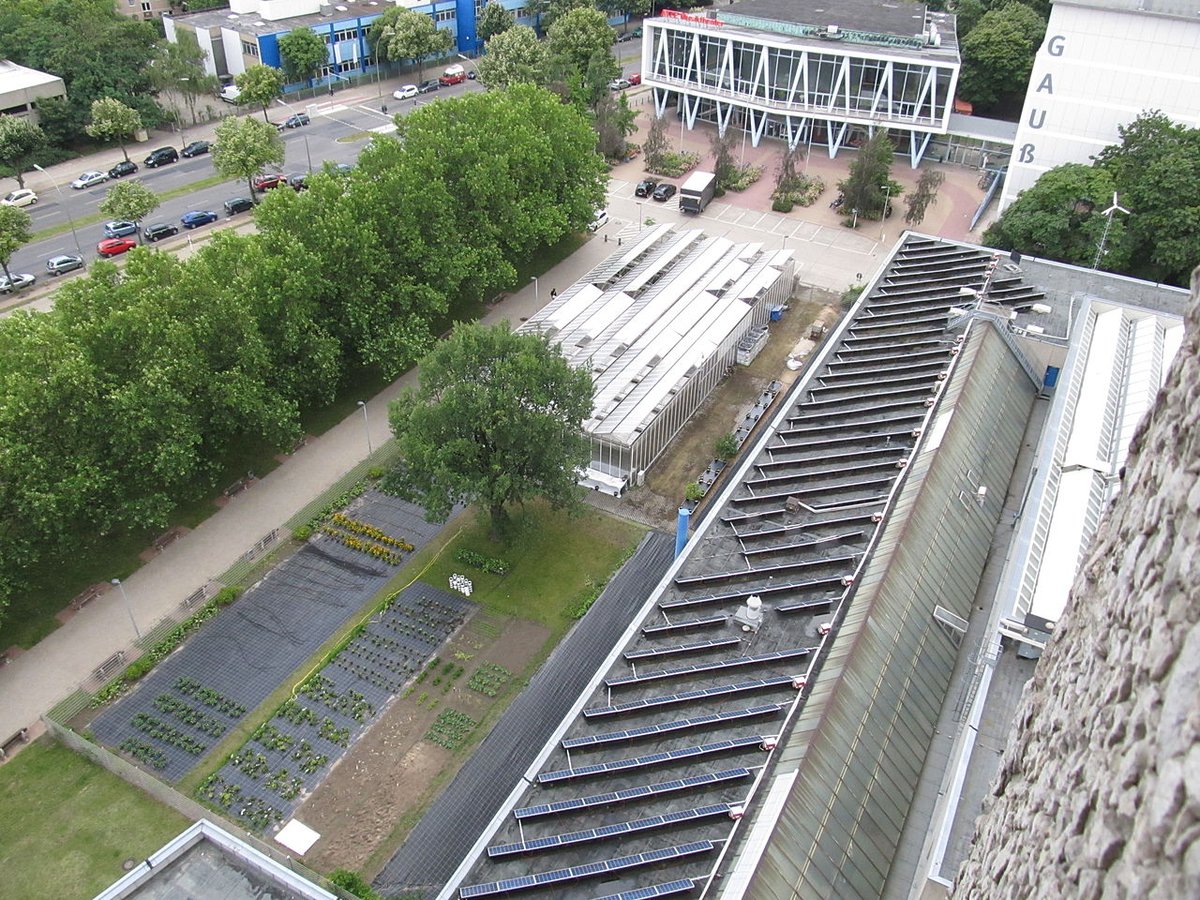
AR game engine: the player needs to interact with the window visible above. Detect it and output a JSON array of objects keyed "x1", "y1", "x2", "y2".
[
  {"x1": 242, "y1": 41, "x2": 260, "y2": 58},
  {"x1": 435, "y1": 8, "x2": 456, "y2": 21},
  {"x1": 141, "y1": 0, "x2": 152, "y2": 9},
  {"x1": 333, "y1": 27, "x2": 357, "y2": 43}
]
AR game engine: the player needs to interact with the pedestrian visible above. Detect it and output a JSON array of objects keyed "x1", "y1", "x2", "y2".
[{"x1": 550, "y1": 288, "x2": 558, "y2": 300}]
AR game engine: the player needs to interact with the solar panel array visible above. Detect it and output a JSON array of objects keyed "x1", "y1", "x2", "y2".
[{"x1": 456, "y1": 236, "x2": 996, "y2": 897}]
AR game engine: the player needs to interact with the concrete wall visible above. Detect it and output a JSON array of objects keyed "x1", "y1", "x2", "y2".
[{"x1": 953, "y1": 270, "x2": 1200, "y2": 898}]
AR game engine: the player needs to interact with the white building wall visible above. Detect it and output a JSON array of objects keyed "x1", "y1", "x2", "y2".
[
  {"x1": 1000, "y1": 2, "x2": 1200, "y2": 211},
  {"x1": 223, "y1": 28, "x2": 250, "y2": 77}
]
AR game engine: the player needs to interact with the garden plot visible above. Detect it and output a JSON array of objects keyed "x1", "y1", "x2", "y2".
[
  {"x1": 196, "y1": 584, "x2": 473, "y2": 834},
  {"x1": 91, "y1": 491, "x2": 441, "y2": 783}
]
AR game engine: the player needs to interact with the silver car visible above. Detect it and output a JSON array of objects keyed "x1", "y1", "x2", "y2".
[
  {"x1": 0, "y1": 272, "x2": 37, "y2": 293},
  {"x1": 71, "y1": 170, "x2": 109, "y2": 189},
  {"x1": 46, "y1": 255, "x2": 85, "y2": 276}
]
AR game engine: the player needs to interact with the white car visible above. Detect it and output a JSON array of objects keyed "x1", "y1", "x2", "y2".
[
  {"x1": 71, "y1": 170, "x2": 109, "y2": 190},
  {"x1": 1, "y1": 188, "x2": 37, "y2": 208},
  {"x1": 588, "y1": 209, "x2": 610, "y2": 232},
  {"x1": 0, "y1": 272, "x2": 37, "y2": 294},
  {"x1": 393, "y1": 84, "x2": 419, "y2": 100}
]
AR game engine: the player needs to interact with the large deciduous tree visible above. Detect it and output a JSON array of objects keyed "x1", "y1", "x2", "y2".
[
  {"x1": 478, "y1": 1, "x2": 516, "y2": 42},
  {"x1": 905, "y1": 168, "x2": 945, "y2": 225},
  {"x1": 0, "y1": 205, "x2": 32, "y2": 284},
  {"x1": 99, "y1": 181, "x2": 160, "y2": 243},
  {"x1": 375, "y1": 8, "x2": 453, "y2": 81},
  {"x1": 85, "y1": 97, "x2": 142, "y2": 162},
  {"x1": 958, "y1": 2, "x2": 1046, "y2": 113},
  {"x1": 278, "y1": 28, "x2": 329, "y2": 87},
  {"x1": 212, "y1": 115, "x2": 285, "y2": 199},
  {"x1": 476, "y1": 26, "x2": 549, "y2": 88},
  {"x1": 838, "y1": 131, "x2": 901, "y2": 221},
  {"x1": 547, "y1": 7, "x2": 616, "y2": 75},
  {"x1": 235, "y1": 64, "x2": 286, "y2": 124},
  {"x1": 152, "y1": 31, "x2": 219, "y2": 128},
  {"x1": 387, "y1": 321, "x2": 594, "y2": 535},
  {"x1": 0, "y1": 115, "x2": 46, "y2": 190}
]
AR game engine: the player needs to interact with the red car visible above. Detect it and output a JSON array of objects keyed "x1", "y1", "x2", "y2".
[
  {"x1": 97, "y1": 237, "x2": 137, "y2": 258},
  {"x1": 628, "y1": 73, "x2": 642, "y2": 86},
  {"x1": 252, "y1": 172, "x2": 287, "y2": 191}
]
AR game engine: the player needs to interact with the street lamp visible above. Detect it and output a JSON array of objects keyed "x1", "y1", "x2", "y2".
[
  {"x1": 274, "y1": 98, "x2": 313, "y2": 173},
  {"x1": 111, "y1": 578, "x2": 142, "y2": 640},
  {"x1": 356, "y1": 401, "x2": 373, "y2": 455},
  {"x1": 32, "y1": 163, "x2": 83, "y2": 258},
  {"x1": 531, "y1": 275, "x2": 539, "y2": 307}
]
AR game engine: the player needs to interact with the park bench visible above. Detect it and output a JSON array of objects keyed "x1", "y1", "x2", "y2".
[
  {"x1": 93, "y1": 651, "x2": 126, "y2": 683},
  {"x1": 0, "y1": 728, "x2": 29, "y2": 759},
  {"x1": 71, "y1": 584, "x2": 105, "y2": 612},
  {"x1": 223, "y1": 477, "x2": 250, "y2": 498},
  {"x1": 153, "y1": 528, "x2": 181, "y2": 552}
]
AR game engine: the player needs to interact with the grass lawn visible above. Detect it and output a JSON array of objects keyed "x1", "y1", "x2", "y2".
[{"x1": 0, "y1": 739, "x2": 189, "y2": 898}]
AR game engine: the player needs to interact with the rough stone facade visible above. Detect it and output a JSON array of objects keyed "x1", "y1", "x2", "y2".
[{"x1": 953, "y1": 274, "x2": 1200, "y2": 900}]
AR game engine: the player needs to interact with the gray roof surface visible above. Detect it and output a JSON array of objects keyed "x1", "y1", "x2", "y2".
[
  {"x1": 169, "y1": 0, "x2": 384, "y2": 36},
  {"x1": 947, "y1": 113, "x2": 1018, "y2": 142},
  {"x1": 1054, "y1": 0, "x2": 1200, "y2": 19},
  {"x1": 722, "y1": 0, "x2": 930, "y2": 36}
]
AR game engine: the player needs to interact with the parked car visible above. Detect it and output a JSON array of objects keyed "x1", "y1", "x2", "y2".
[
  {"x1": 588, "y1": 209, "x2": 609, "y2": 232},
  {"x1": 628, "y1": 73, "x2": 642, "y2": 86},
  {"x1": 97, "y1": 237, "x2": 137, "y2": 257},
  {"x1": 103, "y1": 220, "x2": 138, "y2": 238},
  {"x1": 283, "y1": 113, "x2": 310, "y2": 128},
  {"x1": 252, "y1": 172, "x2": 287, "y2": 192},
  {"x1": 108, "y1": 160, "x2": 138, "y2": 179},
  {"x1": 635, "y1": 179, "x2": 659, "y2": 198},
  {"x1": 609, "y1": 78, "x2": 631, "y2": 91},
  {"x1": 46, "y1": 254, "x2": 84, "y2": 276},
  {"x1": 467, "y1": 70, "x2": 477, "y2": 80},
  {"x1": 394, "y1": 84, "x2": 418, "y2": 100},
  {"x1": 224, "y1": 196, "x2": 254, "y2": 215},
  {"x1": 652, "y1": 183, "x2": 677, "y2": 202},
  {"x1": 143, "y1": 222, "x2": 179, "y2": 242},
  {"x1": 144, "y1": 146, "x2": 179, "y2": 168},
  {"x1": 0, "y1": 272, "x2": 36, "y2": 293},
  {"x1": 417, "y1": 79, "x2": 440, "y2": 93},
  {"x1": 71, "y1": 170, "x2": 109, "y2": 189},
  {"x1": 439, "y1": 64, "x2": 466, "y2": 86},
  {"x1": 2, "y1": 188, "x2": 38, "y2": 207},
  {"x1": 288, "y1": 173, "x2": 309, "y2": 191},
  {"x1": 333, "y1": 163, "x2": 354, "y2": 176},
  {"x1": 616, "y1": 31, "x2": 636, "y2": 43},
  {"x1": 181, "y1": 140, "x2": 211, "y2": 158},
  {"x1": 180, "y1": 210, "x2": 218, "y2": 229}
]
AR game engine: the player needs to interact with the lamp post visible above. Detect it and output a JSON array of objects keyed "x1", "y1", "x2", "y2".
[
  {"x1": 356, "y1": 401, "x2": 373, "y2": 455},
  {"x1": 274, "y1": 98, "x2": 313, "y2": 173},
  {"x1": 531, "y1": 275, "x2": 540, "y2": 307},
  {"x1": 111, "y1": 578, "x2": 142, "y2": 640},
  {"x1": 32, "y1": 163, "x2": 83, "y2": 258},
  {"x1": 638, "y1": 201, "x2": 644, "y2": 229}
]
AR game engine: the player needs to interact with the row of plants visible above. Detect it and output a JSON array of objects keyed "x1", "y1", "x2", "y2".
[
  {"x1": 380, "y1": 614, "x2": 448, "y2": 646},
  {"x1": 174, "y1": 676, "x2": 248, "y2": 719},
  {"x1": 299, "y1": 673, "x2": 375, "y2": 722},
  {"x1": 253, "y1": 723, "x2": 294, "y2": 753},
  {"x1": 152, "y1": 694, "x2": 227, "y2": 739},
  {"x1": 289, "y1": 739, "x2": 329, "y2": 775},
  {"x1": 277, "y1": 698, "x2": 319, "y2": 727},
  {"x1": 196, "y1": 774, "x2": 282, "y2": 831},
  {"x1": 466, "y1": 663, "x2": 512, "y2": 698},
  {"x1": 232, "y1": 749, "x2": 271, "y2": 779},
  {"x1": 265, "y1": 768, "x2": 304, "y2": 800},
  {"x1": 118, "y1": 737, "x2": 169, "y2": 771},
  {"x1": 295, "y1": 479, "x2": 370, "y2": 540},
  {"x1": 329, "y1": 512, "x2": 415, "y2": 551},
  {"x1": 333, "y1": 655, "x2": 406, "y2": 694},
  {"x1": 89, "y1": 587, "x2": 242, "y2": 708},
  {"x1": 455, "y1": 548, "x2": 510, "y2": 576},
  {"x1": 322, "y1": 525, "x2": 405, "y2": 565},
  {"x1": 319, "y1": 716, "x2": 351, "y2": 747},
  {"x1": 425, "y1": 708, "x2": 478, "y2": 751},
  {"x1": 131, "y1": 712, "x2": 207, "y2": 755},
  {"x1": 647, "y1": 149, "x2": 701, "y2": 178}
]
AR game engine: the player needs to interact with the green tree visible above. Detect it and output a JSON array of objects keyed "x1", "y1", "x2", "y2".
[
  {"x1": 642, "y1": 113, "x2": 669, "y2": 172},
  {"x1": 387, "y1": 321, "x2": 594, "y2": 535},
  {"x1": 541, "y1": 0, "x2": 593, "y2": 32},
  {"x1": 0, "y1": 114, "x2": 46, "y2": 190},
  {"x1": 710, "y1": 129, "x2": 737, "y2": 190},
  {"x1": 0, "y1": 204, "x2": 32, "y2": 283},
  {"x1": 595, "y1": 90, "x2": 637, "y2": 159},
  {"x1": 212, "y1": 115, "x2": 285, "y2": 199},
  {"x1": 376, "y1": 8, "x2": 454, "y2": 81},
  {"x1": 838, "y1": 130, "x2": 899, "y2": 221},
  {"x1": 99, "y1": 181, "x2": 160, "y2": 243},
  {"x1": 982, "y1": 163, "x2": 1125, "y2": 269},
  {"x1": 278, "y1": 28, "x2": 329, "y2": 86},
  {"x1": 958, "y1": 2, "x2": 1047, "y2": 112},
  {"x1": 152, "y1": 31, "x2": 219, "y2": 128},
  {"x1": 905, "y1": 168, "x2": 945, "y2": 225},
  {"x1": 85, "y1": 97, "x2": 142, "y2": 163},
  {"x1": 478, "y1": 1, "x2": 516, "y2": 42},
  {"x1": 476, "y1": 26, "x2": 549, "y2": 89},
  {"x1": 547, "y1": 7, "x2": 616, "y2": 75},
  {"x1": 235, "y1": 64, "x2": 286, "y2": 124},
  {"x1": 598, "y1": 0, "x2": 653, "y2": 29}
]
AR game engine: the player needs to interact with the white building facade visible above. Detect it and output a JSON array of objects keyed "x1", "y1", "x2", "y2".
[
  {"x1": 1000, "y1": 0, "x2": 1200, "y2": 211},
  {"x1": 641, "y1": 0, "x2": 960, "y2": 166}
]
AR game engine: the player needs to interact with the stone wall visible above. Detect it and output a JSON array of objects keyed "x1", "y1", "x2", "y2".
[{"x1": 953, "y1": 274, "x2": 1200, "y2": 899}]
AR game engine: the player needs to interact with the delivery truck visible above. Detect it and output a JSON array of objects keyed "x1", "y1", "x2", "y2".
[{"x1": 679, "y1": 170, "x2": 716, "y2": 213}]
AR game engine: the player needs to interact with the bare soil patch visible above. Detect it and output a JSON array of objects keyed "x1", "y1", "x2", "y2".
[{"x1": 297, "y1": 614, "x2": 550, "y2": 874}]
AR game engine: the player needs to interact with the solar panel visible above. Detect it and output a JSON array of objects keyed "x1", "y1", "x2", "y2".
[
  {"x1": 624, "y1": 638, "x2": 741, "y2": 661},
  {"x1": 537, "y1": 737, "x2": 765, "y2": 784},
  {"x1": 563, "y1": 703, "x2": 786, "y2": 749},
  {"x1": 583, "y1": 676, "x2": 796, "y2": 719},
  {"x1": 776, "y1": 598, "x2": 835, "y2": 615},
  {"x1": 659, "y1": 579, "x2": 835, "y2": 611},
  {"x1": 514, "y1": 768, "x2": 751, "y2": 819},
  {"x1": 606, "y1": 648, "x2": 815, "y2": 688},
  {"x1": 459, "y1": 841, "x2": 715, "y2": 897},
  {"x1": 642, "y1": 615, "x2": 727, "y2": 637},
  {"x1": 673, "y1": 555, "x2": 858, "y2": 586},
  {"x1": 592, "y1": 878, "x2": 697, "y2": 900},
  {"x1": 487, "y1": 805, "x2": 731, "y2": 857}
]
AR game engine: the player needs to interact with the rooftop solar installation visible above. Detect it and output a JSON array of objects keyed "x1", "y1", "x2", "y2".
[
  {"x1": 659, "y1": 580, "x2": 838, "y2": 611},
  {"x1": 458, "y1": 841, "x2": 715, "y2": 897},
  {"x1": 642, "y1": 615, "x2": 727, "y2": 637},
  {"x1": 487, "y1": 805, "x2": 732, "y2": 858},
  {"x1": 606, "y1": 648, "x2": 814, "y2": 688},
  {"x1": 673, "y1": 555, "x2": 857, "y2": 586},
  {"x1": 537, "y1": 737, "x2": 767, "y2": 784},
  {"x1": 582, "y1": 676, "x2": 798, "y2": 719},
  {"x1": 776, "y1": 598, "x2": 836, "y2": 615},
  {"x1": 624, "y1": 638, "x2": 742, "y2": 661},
  {"x1": 514, "y1": 768, "x2": 752, "y2": 820},
  {"x1": 562, "y1": 704, "x2": 786, "y2": 749},
  {"x1": 592, "y1": 879, "x2": 698, "y2": 900}
]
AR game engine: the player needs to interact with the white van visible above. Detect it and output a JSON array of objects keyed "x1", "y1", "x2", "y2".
[{"x1": 219, "y1": 84, "x2": 242, "y2": 103}]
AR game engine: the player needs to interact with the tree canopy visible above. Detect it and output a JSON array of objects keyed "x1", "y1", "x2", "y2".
[
  {"x1": 838, "y1": 131, "x2": 901, "y2": 221},
  {"x1": 386, "y1": 321, "x2": 594, "y2": 533},
  {"x1": 85, "y1": 98, "x2": 142, "y2": 163},
  {"x1": 0, "y1": 204, "x2": 32, "y2": 283},
  {"x1": 957, "y1": 2, "x2": 1046, "y2": 113},
  {"x1": 235, "y1": 64, "x2": 286, "y2": 123},
  {"x1": 478, "y1": 1, "x2": 516, "y2": 42},
  {"x1": 546, "y1": 7, "x2": 616, "y2": 75},
  {"x1": 477, "y1": 26, "x2": 549, "y2": 89},
  {"x1": 99, "y1": 181, "x2": 160, "y2": 240},
  {"x1": 212, "y1": 115, "x2": 286, "y2": 198},
  {"x1": 0, "y1": 115, "x2": 46, "y2": 190},
  {"x1": 279, "y1": 28, "x2": 329, "y2": 86},
  {"x1": 373, "y1": 7, "x2": 453, "y2": 80},
  {"x1": 151, "y1": 32, "x2": 220, "y2": 128}
]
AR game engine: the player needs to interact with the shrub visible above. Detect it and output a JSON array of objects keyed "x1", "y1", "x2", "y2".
[
  {"x1": 715, "y1": 433, "x2": 739, "y2": 460},
  {"x1": 455, "y1": 548, "x2": 510, "y2": 576},
  {"x1": 330, "y1": 869, "x2": 383, "y2": 900},
  {"x1": 646, "y1": 150, "x2": 700, "y2": 178},
  {"x1": 293, "y1": 524, "x2": 313, "y2": 542},
  {"x1": 725, "y1": 164, "x2": 763, "y2": 191},
  {"x1": 685, "y1": 482, "x2": 704, "y2": 502},
  {"x1": 772, "y1": 196, "x2": 794, "y2": 213},
  {"x1": 367, "y1": 466, "x2": 386, "y2": 480}
]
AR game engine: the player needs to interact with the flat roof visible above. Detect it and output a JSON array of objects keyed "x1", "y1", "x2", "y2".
[
  {"x1": 723, "y1": 0, "x2": 930, "y2": 36},
  {"x1": 1054, "y1": 0, "x2": 1200, "y2": 20},
  {"x1": 169, "y1": 0, "x2": 387, "y2": 36},
  {"x1": 0, "y1": 59, "x2": 64, "y2": 92}
]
